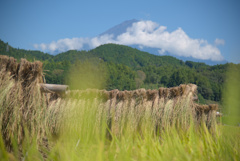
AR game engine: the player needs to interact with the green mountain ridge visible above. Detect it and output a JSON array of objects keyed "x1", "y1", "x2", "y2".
[
  {"x1": 0, "y1": 39, "x2": 53, "y2": 61},
  {"x1": 51, "y1": 43, "x2": 185, "y2": 69},
  {"x1": 1, "y1": 39, "x2": 239, "y2": 104}
]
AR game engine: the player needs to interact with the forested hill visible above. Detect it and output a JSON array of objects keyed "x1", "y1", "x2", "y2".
[
  {"x1": 52, "y1": 44, "x2": 184, "y2": 68},
  {"x1": 0, "y1": 40, "x2": 53, "y2": 61},
  {"x1": 90, "y1": 44, "x2": 184, "y2": 68},
  {"x1": 1, "y1": 39, "x2": 239, "y2": 104}
]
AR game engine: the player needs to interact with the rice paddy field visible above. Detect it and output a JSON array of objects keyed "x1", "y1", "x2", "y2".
[{"x1": 0, "y1": 56, "x2": 239, "y2": 161}]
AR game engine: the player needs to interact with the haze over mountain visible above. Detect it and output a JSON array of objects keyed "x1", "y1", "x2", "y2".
[{"x1": 33, "y1": 19, "x2": 227, "y2": 65}]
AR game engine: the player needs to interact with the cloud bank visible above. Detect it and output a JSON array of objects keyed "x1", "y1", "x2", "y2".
[{"x1": 34, "y1": 20, "x2": 224, "y2": 61}]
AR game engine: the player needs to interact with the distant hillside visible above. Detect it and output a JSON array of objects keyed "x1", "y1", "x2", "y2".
[
  {"x1": 90, "y1": 44, "x2": 185, "y2": 68},
  {"x1": 0, "y1": 40, "x2": 53, "y2": 61},
  {"x1": 52, "y1": 43, "x2": 185, "y2": 69},
  {"x1": 0, "y1": 39, "x2": 203, "y2": 68},
  {"x1": 1, "y1": 39, "x2": 239, "y2": 105}
]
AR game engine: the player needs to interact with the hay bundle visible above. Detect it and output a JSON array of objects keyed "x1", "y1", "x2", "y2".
[
  {"x1": 56, "y1": 83, "x2": 217, "y2": 136},
  {"x1": 0, "y1": 55, "x2": 47, "y2": 151},
  {"x1": 195, "y1": 104, "x2": 218, "y2": 129},
  {"x1": 0, "y1": 55, "x2": 43, "y2": 83}
]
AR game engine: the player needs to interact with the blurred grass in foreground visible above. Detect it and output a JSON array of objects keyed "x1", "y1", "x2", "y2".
[
  {"x1": 222, "y1": 66, "x2": 240, "y2": 126},
  {"x1": 66, "y1": 58, "x2": 108, "y2": 90},
  {"x1": 1, "y1": 99, "x2": 239, "y2": 160}
]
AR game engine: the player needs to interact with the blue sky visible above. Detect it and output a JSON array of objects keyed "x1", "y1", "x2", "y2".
[{"x1": 0, "y1": 0, "x2": 239, "y2": 63}]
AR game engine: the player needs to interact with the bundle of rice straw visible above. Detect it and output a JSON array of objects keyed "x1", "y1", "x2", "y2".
[{"x1": 0, "y1": 55, "x2": 47, "y2": 152}]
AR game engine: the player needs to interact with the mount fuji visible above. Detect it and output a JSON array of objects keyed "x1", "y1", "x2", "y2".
[
  {"x1": 97, "y1": 19, "x2": 227, "y2": 65},
  {"x1": 34, "y1": 19, "x2": 227, "y2": 65}
]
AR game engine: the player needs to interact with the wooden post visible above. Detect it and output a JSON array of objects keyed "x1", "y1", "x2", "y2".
[{"x1": 39, "y1": 83, "x2": 69, "y2": 94}]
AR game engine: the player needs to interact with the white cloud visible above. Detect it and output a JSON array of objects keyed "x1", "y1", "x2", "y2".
[
  {"x1": 214, "y1": 38, "x2": 225, "y2": 46},
  {"x1": 158, "y1": 49, "x2": 166, "y2": 55},
  {"x1": 34, "y1": 20, "x2": 224, "y2": 61},
  {"x1": 90, "y1": 34, "x2": 115, "y2": 48},
  {"x1": 138, "y1": 45, "x2": 144, "y2": 49}
]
